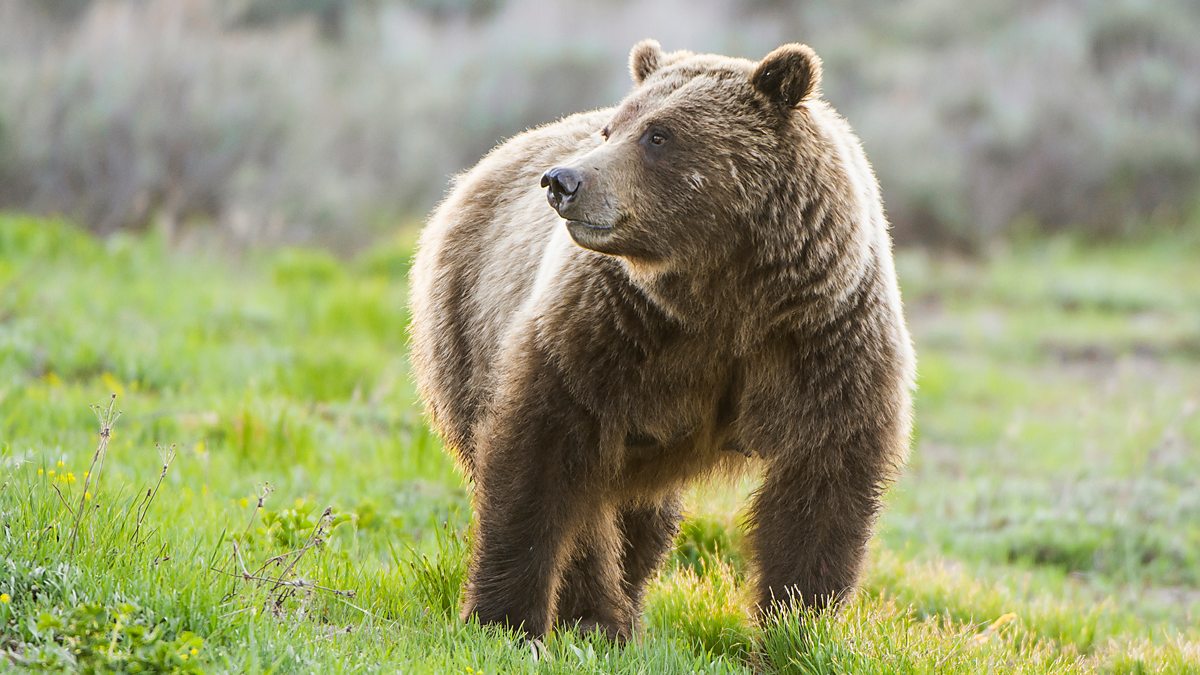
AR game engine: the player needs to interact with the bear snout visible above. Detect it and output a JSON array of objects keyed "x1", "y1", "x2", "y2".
[{"x1": 541, "y1": 166, "x2": 584, "y2": 214}]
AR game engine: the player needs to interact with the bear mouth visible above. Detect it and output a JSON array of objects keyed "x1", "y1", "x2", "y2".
[
  {"x1": 565, "y1": 218, "x2": 620, "y2": 252},
  {"x1": 567, "y1": 219, "x2": 614, "y2": 232}
]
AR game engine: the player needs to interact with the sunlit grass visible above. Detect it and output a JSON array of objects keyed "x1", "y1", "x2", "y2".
[{"x1": 1, "y1": 216, "x2": 1197, "y2": 671}]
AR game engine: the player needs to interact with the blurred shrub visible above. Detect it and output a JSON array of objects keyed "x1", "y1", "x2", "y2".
[
  {"x1": 271, "y1": 248, "x2": 345, "y2": 286},
  {"x1": 0, "y1": 0, "x2": 1197, "y2": 246},
  {"x1": 802, "y1": 0, "x2": 1200, "y2": 244}
]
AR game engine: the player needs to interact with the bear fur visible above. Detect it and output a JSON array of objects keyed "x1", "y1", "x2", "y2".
[{"x1": 409, "y1": 40, "x2": 915, "y2": 640}]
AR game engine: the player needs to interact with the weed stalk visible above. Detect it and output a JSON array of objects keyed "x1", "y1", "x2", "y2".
[{"x1": 69, "y1": 393, "x2": 121, "y2": 554}]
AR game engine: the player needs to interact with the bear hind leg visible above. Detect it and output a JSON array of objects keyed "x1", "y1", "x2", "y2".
[
  {"x1": 617, "y1": 495, "x2": 682, "y2": 614},
  {"x1": 554, "y1": 494, "x2": 681, "y2": 637},
  {"x1": 553, "y1": 508, "x2": 634, "y2": 640}
]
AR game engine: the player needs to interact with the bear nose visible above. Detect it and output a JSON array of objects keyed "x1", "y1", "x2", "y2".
[{"x1": 541, "y1": 166, "x2": 582, "y2": 211}]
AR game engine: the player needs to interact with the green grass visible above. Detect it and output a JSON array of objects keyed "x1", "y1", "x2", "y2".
[{"x1": 1, "y1": 215, "x2": 1198, "y2": 673}]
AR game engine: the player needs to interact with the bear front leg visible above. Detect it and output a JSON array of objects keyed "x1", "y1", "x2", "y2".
[
  {"x1": 462, "y1": 489, "x2": 585, "y2": 638},
  {"x1": 748, "y1": 441, "x2": 887, "y2": 617},
  {"x1": 461, "y1": 345, "x2": 614, "y2": 639}
]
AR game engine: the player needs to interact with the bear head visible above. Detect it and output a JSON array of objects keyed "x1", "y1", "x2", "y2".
[{"x1": 541, "y1": 40, "x2": 824, "y2": 271}]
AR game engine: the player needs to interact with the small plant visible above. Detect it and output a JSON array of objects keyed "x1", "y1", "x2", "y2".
[
  {"x1": 132, "y1": 443, "x2": 177, "y2": 544},
  {"x1": 239, "y1": 482, "x2": 274, "y2": 542},
  {"x1": 405, "y1": 521, "x2": 468, "y2": 619},
  {"x1": 260, "y1": 498, "x2": 355, "y2": 551},
  {"x1": 218, "y1": 496, "x2": 358, "y2": 620},
  {"x1": 67, "y1": 393, "x2": 121, "y2": 553}
]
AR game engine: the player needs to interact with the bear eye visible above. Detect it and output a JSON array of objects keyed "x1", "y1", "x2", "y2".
[
  {"x1": 600, "y1": 126, "x2": 610, "y2": 140},
  {"x1": 639, "y1": 126, "x2": 672, "y2": 158}
]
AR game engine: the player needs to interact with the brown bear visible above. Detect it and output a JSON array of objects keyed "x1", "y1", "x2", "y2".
[{"x1": 409, "y1": 40, "x2": 915, "y2": 640}]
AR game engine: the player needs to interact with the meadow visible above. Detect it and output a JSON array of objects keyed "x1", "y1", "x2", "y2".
[{"x1": 1, "y1": 214, "x2": 1198, "y2": 673}]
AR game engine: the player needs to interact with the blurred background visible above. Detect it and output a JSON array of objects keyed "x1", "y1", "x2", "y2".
[{"x1": 2, "y1": 0, "x2": 1198, "y2": 248}]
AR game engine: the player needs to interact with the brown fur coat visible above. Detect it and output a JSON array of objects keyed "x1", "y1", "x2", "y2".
[{"x1": 409, "y1": 40, "x2": 915, "y2": 639}]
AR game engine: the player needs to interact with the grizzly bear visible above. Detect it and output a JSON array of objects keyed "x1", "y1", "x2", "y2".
[{"x1": 409, "y1": 40, "x2": 915, "y2": 640}]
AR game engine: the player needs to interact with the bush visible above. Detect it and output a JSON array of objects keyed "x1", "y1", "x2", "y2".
[{"x1": 0, "y1": 0, "x2": 1197, "y2": 246}]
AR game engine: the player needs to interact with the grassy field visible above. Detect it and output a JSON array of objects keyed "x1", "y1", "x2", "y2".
[{"x1": 1, "y1": 214, "x2": 1198, "y2": 673}]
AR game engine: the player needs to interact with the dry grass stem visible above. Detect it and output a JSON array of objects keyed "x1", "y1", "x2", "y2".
[{"x1": 68, "y1": 393, "x2": 121, "y2": 553}]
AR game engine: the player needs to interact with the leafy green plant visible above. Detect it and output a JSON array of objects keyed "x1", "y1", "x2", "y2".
[
  {"x1": 4, "y1": 598, "x2": 205, "y2": 672},
  {"x1": 404, "y1": 521, "x2": 468, "y2": 619}
]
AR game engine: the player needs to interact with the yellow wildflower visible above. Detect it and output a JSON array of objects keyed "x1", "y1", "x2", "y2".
[
  {"x1": 239, "y1": 497, "x2": 250, "y2": 508},
  {"x1": 57, "y1": 459, "x2": 65, "y2": 468},
  {"x1": 190, "y1": 648, "x2": 199, "y2": 656},
  {"x1": 0, "y1": 593, "x2": 11, "y2": 604},
  {"x1": 48, "y1": 469, "x2": 55, "y2": 477},
  {"x1": 990, "y1": 612, "x2": 1018, "y2": 630},
  {"x1": 84, "y1": 492, "x2": 92, "y2": 501},
  {"x1": 100, "y1": 372, "x2": 125, "y2": 398},
  {"x1": 37, "y1": 468, "x2": 44, "y2": 476}
]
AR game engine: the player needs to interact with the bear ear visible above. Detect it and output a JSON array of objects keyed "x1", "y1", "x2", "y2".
[
  {"x1": 751, "y1": 43, "x2": 822, "y2": 108},
  {"x1": 629, "y1": 39, "x2": 663, "y2": 85}
]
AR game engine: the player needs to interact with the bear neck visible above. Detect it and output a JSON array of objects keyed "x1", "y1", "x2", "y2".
[{"x1": 626, "y1": 218, "x2": 875, "y2": 356}]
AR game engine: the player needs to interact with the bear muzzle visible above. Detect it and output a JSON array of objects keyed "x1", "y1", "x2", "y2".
[
  {"x1": 542, "y1": 165, "x2": 624, "y2": 252},
  {"x1": 541, "y1": 166, "x2": 583, "y2": 214}
]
